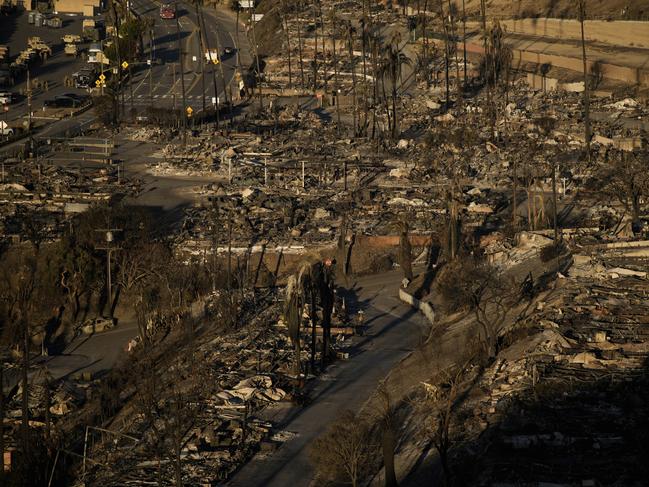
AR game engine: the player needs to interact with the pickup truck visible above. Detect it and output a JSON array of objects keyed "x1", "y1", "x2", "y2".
[
  {"x1": 0, "y1": 92, "x2": 12, "y2": 105},
  {"x1": 205, "y1": 49, "x2": 220, "y2": 64},
  {"x1": 62, "y1": 34, "x2": 82, "y2": 44}
]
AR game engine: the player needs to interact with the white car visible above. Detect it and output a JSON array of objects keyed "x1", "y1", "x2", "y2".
[{"x1": 0, "y1": 92, "x2": 13, "y2": 105}]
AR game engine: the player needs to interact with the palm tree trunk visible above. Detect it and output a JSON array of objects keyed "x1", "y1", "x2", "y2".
[
  {"x1": 438, "y1": 0, "x2": 450, "y2": 106},
  {"x1": 296, "y1": 1, "x2": 306, "y2": 90},
  {"x1": 360, "y1": 14, "x2": 369, "y2": 135},
  {"x1": 281, "y1": 2, "x2": 293, "y2": 88},
  {"x1": 462, "y1": 0, "x2": 467, "y2": 89},
  {"x1": 312, "y1": 1, "x2": 319, "y2": 93},
  {"x1": 319, "y1": 1, "x2": 327, "y2": 93},
  {"x1": 448, "y1": 0, "x2": 461, "y2": 97},
  {"x1": 348, "y1": 25, "x2": 358, "y2": 136},
  {"x1": 371, "y1": 37, "x2": 380, "y2": 139},
  {"x1": 391, "y1": 70, "x2": 398, "y2": 138},
  {"x1": 579, "y1": 0, "x2": 591, "y2": 159},
  {"x1": 332, "y1": 16, "x2": 341, "y2": 133}
]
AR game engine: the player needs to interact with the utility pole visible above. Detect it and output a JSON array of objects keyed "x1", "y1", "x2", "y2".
[
  {"x1": 205, "y1": 7, "x2": 232, "y2": 125},
  {"x1": 149, "y1": 25, "x2": 154, "y2": 108},
  {"x1": 198, "y1": 5, "x2": 219, "y2": 129},
  {"x1": 193, "y1": 0, "x2": 206, "y2": 127},
  {"x1": 112, "y1": 1, "x2": 123, "y2": 123},
  {"x1": 128, "y1": 63, "x2": 134, "y2": 115},
  {"x1": 95, "y1": 228, "x2": 122, "y2": 319},
  {"x1": 172, "y1": 63, "x2": 177, "y2": 110},
  {"x1": 176, "y1": 4, "x2": 187, "y2": 142},
  {"x1": 250, "y1": 5, "x2": 263, "y2": 109},
  {"x1": 27, "y1": 69, "x2": 33, "y2": 158}
]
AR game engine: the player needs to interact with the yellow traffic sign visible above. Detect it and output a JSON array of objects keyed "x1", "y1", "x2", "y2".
[
  {"x1": 121, "y1": 61, "x2": 129, "y2": 69},
  {"x1": 99, "y1": 73, "x2": 106, "y2": 81},
  {"x1": 95, "y1": 80, "x2": 101, "y2": 87},
  {"x1": 186, "y1": 106, "x2": 193, "y2": 117}
]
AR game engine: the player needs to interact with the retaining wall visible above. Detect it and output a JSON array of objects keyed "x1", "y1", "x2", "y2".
[
  {"x1": 398, "y1": 288, "x2": 435, "y2": 324},
  {"x1": 471, "y1": 19, "x2": 649, "y2": 50}
]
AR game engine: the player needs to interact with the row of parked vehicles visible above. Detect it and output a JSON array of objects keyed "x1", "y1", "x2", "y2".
[{"x1": 44, "y1": 92, "x2": 89, "y2": 108}]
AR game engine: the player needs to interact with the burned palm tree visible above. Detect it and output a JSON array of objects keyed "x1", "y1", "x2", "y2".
[
  {"x1": 346, "y1": 20, "x2": 359, "y2": 136},
  {"x1": 380, "y1": 34, "x2": 411, "y2": 138},
  {"x1": 285, "y1": 260, "x2": 336, "y2": 377},
  {"x1": 397, "y1": 219, "x2": 414, "y2": 281},
  {"x1": 330, "y1": 10, "x2": 342, "y2": 132},
  {"x1": 480, "y1": 20, "x2": 512, "y2": 138},
  {"x1": 280, "y1": 0, "x2": 293, "y2": 87}
]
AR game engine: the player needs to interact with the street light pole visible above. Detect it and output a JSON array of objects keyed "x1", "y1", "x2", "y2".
[
  {"x1": 175, "y1": 3, "x2": 187, "y2": 142},
  {"x1": 96, "y1": 228, "x2": 122, "y2": 319}
]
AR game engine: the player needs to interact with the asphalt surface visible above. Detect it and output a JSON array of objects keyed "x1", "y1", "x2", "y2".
[
  {"x1": 0, "y1": 11, "x2": 90, "y2": 126},
  {"x1": 1, "y1": 3, "x2": 248, "y2": 151},
  {"x1": 227, "y1": 270, "x2": 429, "y2": 487},
  {"x1": 34, "y1": 314, "x2": 139, "y2": 381},
  {"x1": 126, "y1": 0, "x2": 244, "y2": 113}
]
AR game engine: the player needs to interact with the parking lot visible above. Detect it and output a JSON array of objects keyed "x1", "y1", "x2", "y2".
[{"x1": 1, "y1": 8, "x2": 98, "y2": 129}]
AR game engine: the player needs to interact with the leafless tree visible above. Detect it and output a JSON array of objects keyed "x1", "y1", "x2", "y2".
[
  {"x1": 436, "y1": 258, "x2": 515, "y2": 359},
  {"x1": 309, "y1": 409, "x2": 373, "y2": 487},
  {"x1": 591, "y1": 148, "x2": 649, "y2": 230},
  {"x1": 377, "y1": 383, "x2": 399, "y2": 487},
  {"x1": 422, "y1": 365, "x2": 467, "y2": 486}
]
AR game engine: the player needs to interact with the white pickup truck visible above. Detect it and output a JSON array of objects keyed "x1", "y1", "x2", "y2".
[
  {"x1": 204, "y1": 49, "x2": 220, "y2": 64},
  {"x1": 0, "y1": 92, "x2": 13, "y2": 105},
  {"x1": 0, "y1": 120, "x2": 14, "y2": 136}
]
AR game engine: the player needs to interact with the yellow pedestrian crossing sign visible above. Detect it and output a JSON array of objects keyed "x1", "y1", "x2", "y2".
[
  {"x1": 99, "y1": 73, "x2": 106, "y2": 81},
  {"x1": 186, "y1": 106, "x2": 193, "y2": 117},
  {"x1": 121, "y1": 61, "x2": 129, "y2": 69}
]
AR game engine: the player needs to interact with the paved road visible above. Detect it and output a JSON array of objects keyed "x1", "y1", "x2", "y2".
[
  {"x1": 127, "y1": 0, "x2": 245, "y2": 114},
  {"x1": 226, "y1": 270, "x2": 429, "y2": 487},
  {"x1": 0, "y1": 3, "x2": 249, "y2": 154},
  {"x1": 34, "y1": 315, "x2": 139, "y2": 380},
  {"x1": 0, "y1": 10, "x2": 90, "y2": 126}
]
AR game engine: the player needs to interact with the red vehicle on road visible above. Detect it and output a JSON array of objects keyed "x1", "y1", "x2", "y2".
[{"x1": 159, "y1": 3, "x2": 176, "y2": 19}]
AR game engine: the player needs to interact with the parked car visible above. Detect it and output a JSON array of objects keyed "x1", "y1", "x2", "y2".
[
  {"x1": 52, "y1": 94, "x2": 85, "y2": 108},
  {"x1": 60, "y1": 92, "x2": 88, "y2": 103}
]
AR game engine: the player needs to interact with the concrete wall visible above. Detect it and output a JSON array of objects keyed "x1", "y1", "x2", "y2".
[
  {"x1": 463, "y1": 39, "x2": 649, "y2": 87},
  {"x1": 54, "y1": 0, "x2": 100, "y2": 13},
  {"x1": 482, "y1": 19, "x2": 649, "y2": 50},
  {"x1": 399, "y1": 288, "x2": 435, "y2": 324}
]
